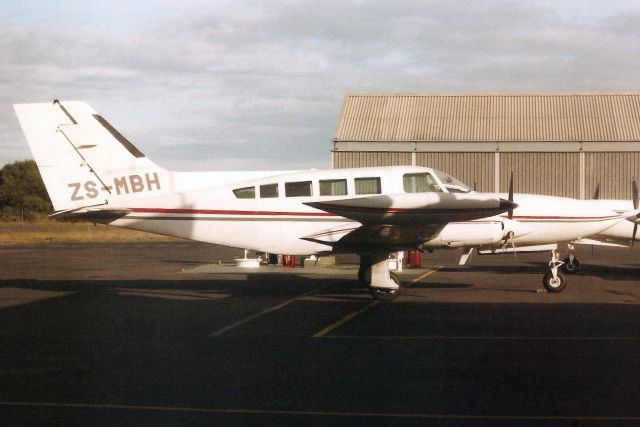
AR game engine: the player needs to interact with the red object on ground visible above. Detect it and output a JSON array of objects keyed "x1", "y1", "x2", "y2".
[
  {"x1": 408, "y1": 250, "x2": 422, "y2": 268},
  {"x1": 282, "y1": 255, "x2": 297, "y2": 267}
]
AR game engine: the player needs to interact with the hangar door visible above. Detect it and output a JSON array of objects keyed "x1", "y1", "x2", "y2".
[
  {"x1": 416, "y1": 153, "x2": 494, "y2": 192},
  {"x1": 500, "y1": 153, "x2": 580, "y2": 198},
  {"x1": 585, "y1": 152, "x2": 640, "y2": 200}
]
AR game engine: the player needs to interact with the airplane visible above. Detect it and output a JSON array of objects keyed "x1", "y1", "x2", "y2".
[
  {"x1": 13, "y1": 101, "x2": 632, "y2": 300},
  {"x1": 476, "y1": 183, "x2": 640, "y2": 276},
  {"x1": 555, "y1": 184, "x2": 640, "y2": 273}
]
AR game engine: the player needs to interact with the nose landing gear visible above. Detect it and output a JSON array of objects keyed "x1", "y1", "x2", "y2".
[{"x1": 542, "y1": 249, "x2": 567, "y2": 293}]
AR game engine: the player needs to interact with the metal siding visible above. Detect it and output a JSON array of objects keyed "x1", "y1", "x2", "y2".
[
  {"x1": 500, "y1": 153, "x2": 580, "y2": 198},
  {"x1": 416, "y1": 152, "x2": 495, "y2": 192},
  {"x1": 585, "y1": 153, "x2": 640, "y2": 199},
  {"x1": 335, "y1": 94, "x2": 640, "y2": 143},
  {"x1": 333, "y1": 152, "x2": 412, "y2": 169}
]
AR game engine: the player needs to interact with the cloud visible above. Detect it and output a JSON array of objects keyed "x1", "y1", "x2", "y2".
[{"x1": 2, "y1": 0, "x2": 640, "y2": 171}]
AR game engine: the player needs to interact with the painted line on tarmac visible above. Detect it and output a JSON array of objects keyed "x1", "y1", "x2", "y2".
[
  {"x1": 318, "y1": 335, "x2": 639, "y2": 341},
  {"x1": 313, "y1": 301, "x2": 379, "y2": 337},
  {"x1": 313, "y1": 266, "x2": 442, "y2": 337},
  {"x1": 408, "y1": 265, "x2": 442, "y2": 285},
  {"x1": 209, "y1": 288, "x2": 318, "y2": 337},
  {"x1": 2, "y1": 401, "x2": 640, "y2": 422}
]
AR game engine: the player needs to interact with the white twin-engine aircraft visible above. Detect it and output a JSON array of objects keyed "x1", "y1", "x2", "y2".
[{"x1": 14, "y1": 101, "x2": 631, "y2": 300}]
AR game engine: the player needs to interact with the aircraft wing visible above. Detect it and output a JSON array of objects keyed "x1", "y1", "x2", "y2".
[
  {"x1": 304, "y1": 192, "x2": 516, "y2": 252},
  {"x1": 302, "y1": 223, "x2": 445, "y2": 252},
  {"x1": 305, "y1": 193, "x2": 516, "y2": 225}
]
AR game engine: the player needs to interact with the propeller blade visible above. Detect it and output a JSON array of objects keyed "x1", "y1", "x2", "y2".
[
  {"x1": 632, "y1": 179, "x2": 639, "y2": 248},
  {"x1": 593, "y1": 183, "x2": 600, "y2": 200},
  {"x1": 508, "y1": 171, "x2": 514, "y2": 220}
]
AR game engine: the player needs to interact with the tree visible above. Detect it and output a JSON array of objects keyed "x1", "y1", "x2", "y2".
[{"x1": 0, "y1": 160, "x2": 52, "y2": 219}]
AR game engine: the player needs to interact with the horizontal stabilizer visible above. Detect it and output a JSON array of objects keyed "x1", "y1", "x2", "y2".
[{"x1": 49, "y1": 206, "x2": 131, "y2": 223}]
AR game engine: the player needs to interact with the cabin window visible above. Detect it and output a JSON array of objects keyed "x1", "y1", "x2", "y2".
[
  {"x1": 319, "y1": 179, "x2": 347, "y2": 196},
  {"x1": 233, "y1": 186, "x2": 255, "y2": 199},
  {"x1": 403, "y1": 173, "x2": 441, "y2": 193},
  {"x1": 260, "y1": 183, "x2": 279, "y2": 198},
  {"x1": 355, "y1": 177, "x2": 381, "y2": 195},
  {"x1": 285, "y1": 181, "x2": 312, "y2": 197}
]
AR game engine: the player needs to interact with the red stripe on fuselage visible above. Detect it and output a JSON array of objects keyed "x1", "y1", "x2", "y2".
[
  {"x1": 508, "y1": 215, "x2": 620, "y2": 221},
  {"x1": 129, "y1": 208, "x2": 336, "y2": 217}
]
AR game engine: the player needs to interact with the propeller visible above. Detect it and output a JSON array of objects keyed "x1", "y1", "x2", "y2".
[
  {"x1": 508, "y1": 171, "x2": 514, "y2": 220},
  {"x1": 501, "y1": 172, "x2": 517, "y2": 258},
  {"x1": 593, "y1": 183, "x2": 600, "y2": 200},
  {"x1": 632, "y1": 179, "x2": 638, "y2": 248}
]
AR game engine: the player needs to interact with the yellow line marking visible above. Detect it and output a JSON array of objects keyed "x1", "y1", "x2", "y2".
[
  {"x1": 313, "y1": 301, "x2": 379, "y2": 337},
  {"x1": 313, "y1": 267, "x2": 442, "y2": 338},
  {"x1": 2, "y1": 401, "x2": 640, "y2": 421},
  {"x1": 209, "y1": 288, "x2": 318, "y2": 337},
  {"x1": 314, "y1": 336, "x2": 639, "y2": 341},
  {"x1": 408, "y1": 266, "x2": 442, "y2": 285}
]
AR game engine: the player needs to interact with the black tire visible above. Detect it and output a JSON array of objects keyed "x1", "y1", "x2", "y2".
[
  {"x1": 358, "y1": 266, "x2": 371, "y2": 286},
  {"x1": 358, "y1": 255, "x2": 372, "y2": 285},
  {"x1": 561, "y1": 256, "x2": 581, "y2": 274},
  {"x1": 390, "y1": 272, "x2": 401, "y2": 287},
  {"x1": 542, "y1": 271, "x2": 567, "y2": 293},
  {"x1": 369, "y1": 272, "x2": 402, "y2": 301}
]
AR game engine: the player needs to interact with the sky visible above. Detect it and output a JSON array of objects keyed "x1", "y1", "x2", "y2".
[{"x1": 2, "y1": 0, "x2": 640, "y2": 171}]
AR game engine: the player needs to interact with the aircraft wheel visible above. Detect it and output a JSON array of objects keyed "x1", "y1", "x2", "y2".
[
  {"x1": 542, "y1": 271, "x2": 567, "y2": 293},
  {"x1": 358, "y1": 255, "x2": 372, "y2": 286},
  {"x1": 369, "y1": 272, "x2": 401, "y2": 301},
  {"x1": 561, "y1": 256, "x2": 581, "y2": 274}
]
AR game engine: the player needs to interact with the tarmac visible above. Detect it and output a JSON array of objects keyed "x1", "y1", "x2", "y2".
[{"x1": 2, "y1": 242, "x2": 640, "y2": 425}]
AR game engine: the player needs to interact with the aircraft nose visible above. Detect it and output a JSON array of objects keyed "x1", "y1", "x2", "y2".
[{"x1": 499, "y1": 198, "x2": 519, "y2": 211}]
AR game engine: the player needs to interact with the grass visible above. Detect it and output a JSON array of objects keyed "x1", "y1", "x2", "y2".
[{"x1": 0, "y1": 218, "x2": 182, "y2": 244}]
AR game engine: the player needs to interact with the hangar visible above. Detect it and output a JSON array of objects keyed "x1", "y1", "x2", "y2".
[{"x1": 332, "y1": 93, "x2": 640, "y2": 199}]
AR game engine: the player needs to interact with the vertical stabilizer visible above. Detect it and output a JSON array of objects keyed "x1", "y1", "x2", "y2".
[{"x1": 14, "y1": 101, "x2": 169, "y2": 212}]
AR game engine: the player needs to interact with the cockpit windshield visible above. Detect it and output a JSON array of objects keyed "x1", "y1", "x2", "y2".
[
  {"x1": 433, "y1": 169, "x2": 472, "y2": 193},
  {"x1": 403, "y1": 173, "x2": 442, "y2": 193}
]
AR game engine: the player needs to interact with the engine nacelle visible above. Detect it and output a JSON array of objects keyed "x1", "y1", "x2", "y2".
[{"x1": 423, "y1": 221, "x2": 504, "y2": 248}]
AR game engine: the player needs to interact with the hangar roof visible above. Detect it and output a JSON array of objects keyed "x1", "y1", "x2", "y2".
[{"x1": 334, "y1": 94, "x2": 640, "y2": 142}]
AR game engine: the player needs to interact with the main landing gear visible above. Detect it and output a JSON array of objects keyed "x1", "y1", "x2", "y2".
[
  {"x1": 542, "y1": 249, "x2": 567, "y2": 293},
  {"x1": 358, "y1": 253, "x2": 401, "y2": 301}
]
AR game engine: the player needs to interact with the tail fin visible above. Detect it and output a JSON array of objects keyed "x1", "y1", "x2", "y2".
[{"x1": 14, "y1": 101, "x2": 169, "y2": 212}]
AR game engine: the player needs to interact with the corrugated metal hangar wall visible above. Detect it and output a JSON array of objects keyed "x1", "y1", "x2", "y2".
[{"x1": 332, "y1": 94, "x2": 640, "y2": 199}]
